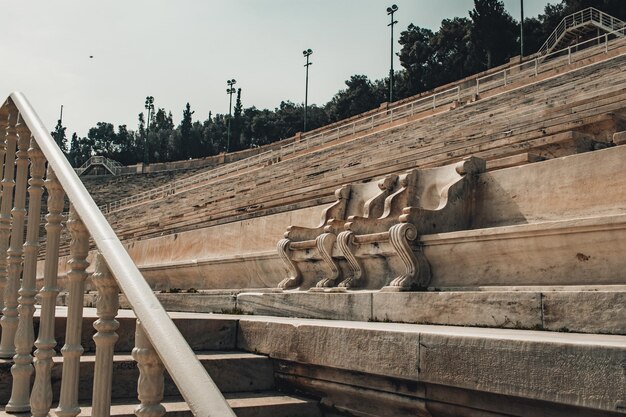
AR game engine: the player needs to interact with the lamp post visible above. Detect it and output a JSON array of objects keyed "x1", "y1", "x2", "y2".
[
  {"x1": 519, "y1": 0, "x2": 524, "y2": 62},
  {"x1": 387, "y1": 4, "x2": 398, "y2": 103},
  {"x1": 144, "y1": 96, "x2": 154, "y2": 164},
  {"x1": 303, "y1": 48, "x2": 313, "y2": 132},
  {"x1": 226, "y1": 79, "x2": 237, "y2": 153}
]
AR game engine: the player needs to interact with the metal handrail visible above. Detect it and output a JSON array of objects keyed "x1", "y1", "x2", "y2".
[
  {"x1": 477, "y1": 24, "x2": 626, "y2": 93},
  {"x1": 76, "y1": 155, "x2": 122, "y2": 176},
  {"x1": 6, "y1": 92, "x2": 235, "y2": 416},
  {"x1": 538, "y1": 7, "x2": 625, "y2": 56}
]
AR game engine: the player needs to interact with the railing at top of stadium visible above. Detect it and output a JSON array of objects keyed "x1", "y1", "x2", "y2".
[{"x1": 478, "y1": 24, "x2": 626, "y2": 94}]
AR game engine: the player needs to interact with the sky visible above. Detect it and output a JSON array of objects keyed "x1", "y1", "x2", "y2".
[{"x1": 0, "y1": 1, "x2": 552, "y2": 137}]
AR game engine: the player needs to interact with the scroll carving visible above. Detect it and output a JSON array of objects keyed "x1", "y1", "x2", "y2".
[
  {"x1": 277, "y1": 238, "x2": 302, "y2": 289},
  {"x1": 383, "y1": 223, "x2": 431, "y2": 291},
  {"x1": 312, "y1": 232, "x2": 341, "y2": 289},
  {"x1": 337, "y1": 231, "x2": 364, "y2": 289}
]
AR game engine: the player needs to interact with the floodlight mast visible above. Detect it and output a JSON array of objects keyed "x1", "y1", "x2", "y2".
[
  {"x1": 226, "y1": 79, "x2": 237, "y2": 152},
  {"x1": 303, "y1": 49, "x2": 313, "y2": 132},
  {"x1": 519, "y1": 0, "x2": 524, "y2": 58},
  {"x1": 144, "y1": 96, "x2": 154, "y2": 164},
  {"x1": 387, "y1": 4, "x2": 398, "y2": 103}
]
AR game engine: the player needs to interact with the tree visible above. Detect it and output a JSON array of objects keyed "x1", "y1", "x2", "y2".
[
  {"x1": 431, "y1": 17, "x2": 481, "y2": 85},
  {"x1": 561, "y1": 0, "x2": 626, "y2": 19},
  {"x1": 67, "y1": 132, "x2": 81, "y2": 167},
  {"x1": 398, "y1": 24, "x2": 436, "y2": 95},
  {"x1": 326, "y1": 75, "x2": 384, "y2": 122},
  {"x1": 521, "y1": 17, "x2": 546, "y2": 55},
  {"x1": 114, "y1": 124, "x2": 138, "y2": 165},
  {"x1": 470, "y1": 0, "x2": 518, "y2": 68},
  {"x1": 179, "y1": 102, "x2": 194, "y2": 159},
  {"x1": 51, "y1": 118, "x2": 68, "y2": 153},
  {"x1": 88, "y1": 122, "x2": 117, "y2": 158}
]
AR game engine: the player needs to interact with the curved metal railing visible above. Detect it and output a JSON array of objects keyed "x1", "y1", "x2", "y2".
[{"x1": 0, "y1": 92, "x2": 235, "y2": 416}]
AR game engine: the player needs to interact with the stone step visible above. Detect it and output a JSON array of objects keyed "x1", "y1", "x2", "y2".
[
  {"x1": 0, "y1": 392, "x2": 322, "y2": 417},
  {"x1": 0, "y1": 351, "x2": 274, "y2": 403},
  {"x1": 44, "y1": 307, "x2": 238, "y2": 353},
  {"x1": 75, "y1": 288, "x2": 626, "y2": 336}
]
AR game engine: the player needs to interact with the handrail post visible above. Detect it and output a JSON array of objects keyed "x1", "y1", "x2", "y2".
[
  {"x1": 56, "y1": 205, "x2": 90, "y2": 417},
  {"x1": 535, "y1": 58, "x2": 538, "y2": 76},
  {"x1": 6, "y1": 137, "x2": 46, "y2": 412},
  {"x1": 91, "y1": 253, "x2": 120, "y2": 417},
  {"x1": 0, "y1": 117, "x2": 29, "y2": 358},
  {"x1": 30, "y1": 167, "x2": 65, "y2": 417},
  {"x1": 568, "y1": 46, "x2": 572, "y2": 64},
  {"x1": 133, "y1": 320, "x2": 166, "y2": 417}
]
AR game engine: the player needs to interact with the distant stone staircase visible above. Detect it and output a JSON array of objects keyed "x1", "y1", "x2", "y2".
[{"x1": 0, "y1": 309, "x2": 322, "y2": 417}]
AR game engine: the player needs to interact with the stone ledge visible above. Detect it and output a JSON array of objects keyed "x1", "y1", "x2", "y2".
[
  {"x1": 419, "y1": 333, "x2": 626, "y2": 414},
  {"x1": 542, "y1": 291, "x2": 626, "y2": 334},
  {"x1": 372, "y1": 291, "x2": 542, "y2": 329},
  {"x1": 69, "y1": 289, "x2": 626, "y2": 335},
  {"x1": 237, "y1": 291, "x2": 372, "y2": 321},
  {"x1": 235, "y1": 315, "x2": 626, "y2": 415}
]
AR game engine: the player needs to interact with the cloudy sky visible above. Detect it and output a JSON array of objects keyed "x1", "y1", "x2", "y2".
[{"x1": 0, "y1": 1, "x2": 551, "y2": 137}]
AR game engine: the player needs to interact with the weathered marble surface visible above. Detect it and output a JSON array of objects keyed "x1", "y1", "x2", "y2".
[
  {"x1": 237, "y1": 291, "x2": 372, "y2": 321},
  {"x1": 419, "y1": 332, "x2": 626, "y2": 414},
  {"x1": 237, "y1": 319, "x2": 421, "y2": 380},
  {"x1": 62, "y1": 289, "x2": 626, "y2": 335},
  {"x1": 542, "y1": 291, "x2": 626, "y2": 334},
  {"x1": 237, "y1": 315, "x2": 626, "y2": 414},
  {"x1": 372, "y1": 291, "x2": 542, "y2": 329}
]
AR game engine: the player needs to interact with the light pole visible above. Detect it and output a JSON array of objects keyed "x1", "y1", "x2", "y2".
[
  {"x1": 387, "y1": 4, "x2": 398, "y2": 103},
  {"x1": 519, "y1": 0, "x2": 524, "y2": 58},
  {"x1": 226, "y1": 79, "x2": 237, "y2": 153},
  {"x1": 303, "y1": 49, "x2": 313, "y2": 132},
  {"x1": 144, "y1": 96, "x2": 154, "y2": 164}
]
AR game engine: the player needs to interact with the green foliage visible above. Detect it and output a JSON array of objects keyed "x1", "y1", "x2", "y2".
[
  {"x1": 51, "y1": 118, "x2": 68, "y2": 153},
  {"x1": 470, "y1": 0, "x2": 518, "y2": 68},
  {"x1": 325, "y1": 75, "x2": 385, "y2": 122}
]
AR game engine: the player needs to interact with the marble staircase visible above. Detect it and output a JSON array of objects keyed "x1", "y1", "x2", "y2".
[
  {"x1": 0, "y1": 308, "x2": 322, "y2": 417},
  {"x1": 4, "y1": 308, "x2": 622, "y2": 417}
]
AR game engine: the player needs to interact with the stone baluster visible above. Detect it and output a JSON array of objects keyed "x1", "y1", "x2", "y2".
[
  {"x1": 31, "y1": 167, "x2": 65, "y2": 417},
  {"x1": 56, "y1": 206, "x2": 90, "y2": 417},
  {"x1": 6, "y1": 137, "x2": 46, "y2": 412},
  {"x1": 132, "y1": 321, "x2": 166, "y2": 417},
  {"x1": 0, "y1": 109, "x2": 17, "y2": 320},
  {"x1": 0, "y1": 108, "x2": 8, "y2": 313},
  {"x1": 0, "y1": 116, "x2": 30, "y2": 358},
  {"x1": 91, "y1": 252, "x2": 120, "y2": 417}
]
